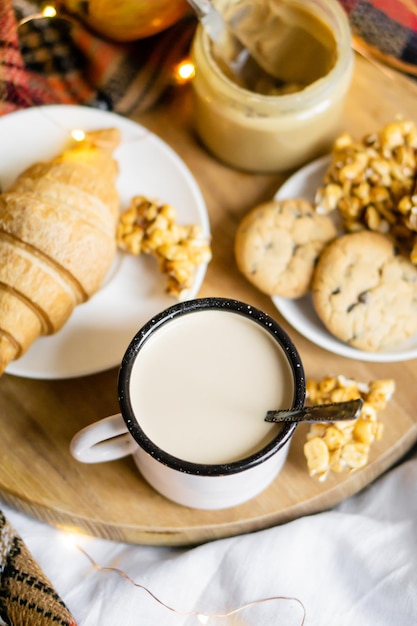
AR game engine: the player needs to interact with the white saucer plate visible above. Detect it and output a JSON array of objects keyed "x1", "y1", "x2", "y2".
[
  {"x1": 272, "y1": 156, "x2": 417, "y2": 363},
  {"x1": 0, "y1": 105, "x2": 210, "y2": 379}
]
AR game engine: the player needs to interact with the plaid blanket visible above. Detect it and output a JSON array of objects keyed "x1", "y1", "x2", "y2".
[
  {"x1": 0, "y1": 0, "x2": 196, "y2": 117},
  {"x1": 339, "y1": 0, "x2": 417, "y2": 75},
  {"x1": 0, "y1": 511, "x2": 76, "y2": 626}
]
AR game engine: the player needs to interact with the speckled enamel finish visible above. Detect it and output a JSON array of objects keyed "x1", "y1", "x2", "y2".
[{"x1": 117, "y1": 297, "x2": 305, "y2": 508}]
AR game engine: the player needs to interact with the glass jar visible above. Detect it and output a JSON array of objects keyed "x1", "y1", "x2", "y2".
[{"x1": 190, "y1": 0, "x2": 354, "y2": 173}]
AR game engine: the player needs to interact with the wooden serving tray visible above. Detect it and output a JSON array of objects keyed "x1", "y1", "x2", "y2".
[{"x1": 1, "y1": 55, "x2": 417, "y2": 546}]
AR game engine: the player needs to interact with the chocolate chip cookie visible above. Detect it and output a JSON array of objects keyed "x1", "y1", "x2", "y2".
[
  {"x1": 235, "y1": 198, "x2": 337, "y2": 298},
  {"x1": 312, "y1": 231, "x2": 417, "y2": 351}
]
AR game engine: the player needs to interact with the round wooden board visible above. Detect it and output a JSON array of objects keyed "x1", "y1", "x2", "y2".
[{"x1": 2, "y1": 54, "x2": 417, "y2": 546}]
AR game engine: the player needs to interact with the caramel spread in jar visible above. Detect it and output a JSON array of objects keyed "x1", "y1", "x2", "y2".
[
  {"x1": 215, "y1": 0, "x2": 338, "y2": 94},
  {"x1": 191, "y1": 0, "x2": 353, "y2": 172}
]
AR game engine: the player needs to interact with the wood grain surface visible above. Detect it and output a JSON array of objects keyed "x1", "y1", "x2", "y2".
[{"x1": 1, "y1": 54, "x2": 417, "y2": 546}]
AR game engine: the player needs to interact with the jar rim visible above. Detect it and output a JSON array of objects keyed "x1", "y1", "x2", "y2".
[{"x1": 195, "y1": 0, "x2": 353, "y2": 109}]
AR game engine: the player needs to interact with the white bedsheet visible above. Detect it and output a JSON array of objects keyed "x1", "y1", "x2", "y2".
[{"x1": 2, "y1": 446, "x2": 417, "y2": 626}]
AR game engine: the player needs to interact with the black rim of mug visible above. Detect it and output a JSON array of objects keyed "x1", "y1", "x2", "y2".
[{"x1": 117, "y1": 297, "x2": 306, "y2": 477}]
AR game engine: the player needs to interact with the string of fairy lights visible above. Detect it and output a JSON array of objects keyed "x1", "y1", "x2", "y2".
[
  {"x1": 63, "y1": 534, "x2": 307, "y2": 624},
  {"x1": 77, "y1": 543, "x2": 307, "y2": 624}
]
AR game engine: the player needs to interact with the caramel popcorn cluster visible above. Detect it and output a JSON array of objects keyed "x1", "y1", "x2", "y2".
[
  {"x1": 303, "y1": 375, "x2": 395, "y2": 482},
  {"x1": 117, "y1": 195, "x2": 212, "y2": 298},
  {"x1": 315, "y1": 119, "x2": 417, "y2": 262}
]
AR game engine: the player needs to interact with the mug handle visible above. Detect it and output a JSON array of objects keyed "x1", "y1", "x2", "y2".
[{"x1": 70, "y1": 413, "x2": 137, "y2": 464}]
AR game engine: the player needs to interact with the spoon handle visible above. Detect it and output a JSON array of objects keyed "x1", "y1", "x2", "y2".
[
  {"x1": 186, "y1": 0, "x2": 228, "y2": 43},
  {"x1": 265, "y1": 398, "x2": 364, "y2": 424}
]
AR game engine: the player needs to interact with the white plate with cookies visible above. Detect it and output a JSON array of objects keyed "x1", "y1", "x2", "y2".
[
  {"x1": 0, "y1": 105, "x2": 210, "y2": 379},
  {"x1": 272, "y1": 155, "x2": 417, "y2": 363}
]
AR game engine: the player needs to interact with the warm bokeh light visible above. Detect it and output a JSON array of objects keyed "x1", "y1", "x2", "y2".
[
  {"x1": 58, "y1": 527, "x2": 87, "y2": 549},
  {"x1": 42, "y1": 4, "x2": 57, "y2": 18},
  {"x1": 173, "y1": 59, "x2": 196, "y2": 84},
  {"x1": 71, "y1": 128, "x2": 86, "y2": 142}
]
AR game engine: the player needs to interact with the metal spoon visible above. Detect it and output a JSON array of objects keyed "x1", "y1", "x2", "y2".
[
  {"x1": 186, "y1": 0, "x2": 284, "y2": 92},
  {"x1": 265, "y1": 398, "x2": 364, "y2": 424}
]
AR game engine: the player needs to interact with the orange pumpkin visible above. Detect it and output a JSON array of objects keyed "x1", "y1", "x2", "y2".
[{"x1": 60, "y1": 0, "x2": 189, "y2": 42}]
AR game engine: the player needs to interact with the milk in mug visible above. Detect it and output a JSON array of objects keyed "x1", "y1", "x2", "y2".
[{"x1": 128, "y1": 309, "x2": 295, "y2": 465}]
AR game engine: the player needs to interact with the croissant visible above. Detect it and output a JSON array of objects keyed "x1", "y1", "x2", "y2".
[{"x1": 0, "y1": 127, "x2": 121, "y2": 375}]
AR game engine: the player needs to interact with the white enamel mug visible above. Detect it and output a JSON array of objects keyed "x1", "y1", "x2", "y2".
[{"x1": 70, "y1": 298, "x2": 305, "y2": 510}]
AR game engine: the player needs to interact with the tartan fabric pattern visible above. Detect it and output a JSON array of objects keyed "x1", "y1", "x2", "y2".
[
  {"x1": 0, "y1": 0, "x2": 60, "y2": 114},
  {"x1": 0, "y1": 0, "x2": 196, "y2": 117},
  {"x1": 0, "y1": 511, "x2": 77, "y2": 626},
  {"x1": 339, "y1": 0, "x2": 417, "y2": 74}
]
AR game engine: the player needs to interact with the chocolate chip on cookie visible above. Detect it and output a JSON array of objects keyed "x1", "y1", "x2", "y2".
[
  {"x1": 235, "y1": 198, "x2": 337, "y2": 299},
  {"x1": 312, "y1": 231, "x2": 417, "y2": 351}
]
